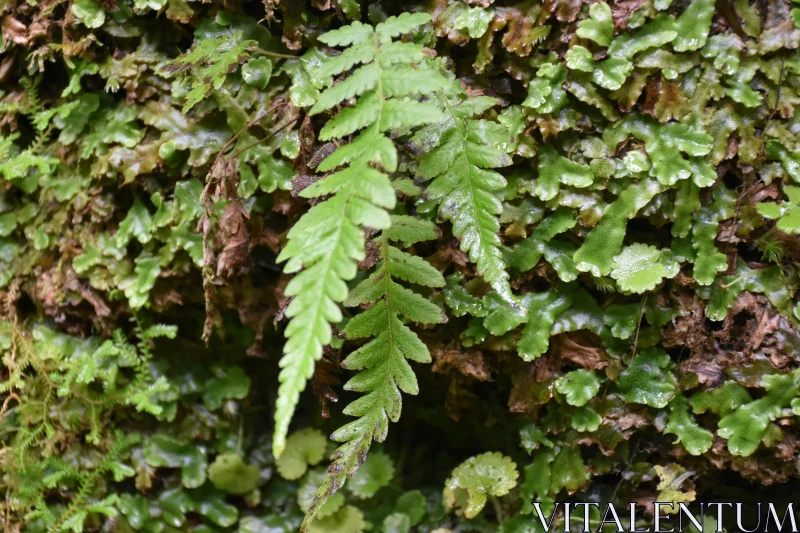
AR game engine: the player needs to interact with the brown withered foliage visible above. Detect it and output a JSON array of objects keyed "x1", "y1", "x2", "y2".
[
  {"x1": 432, "y1": 347, "x2": 493, "y2": 382},
  {"x1": 312, "y1": 346, "x2": 341, "y2": 418},
  {"x1": 552, "y1": 332, "x2": 609, "y2": 370},
  {"x1": 198, "y1": 157, "x2": 251, "y2": 341}
]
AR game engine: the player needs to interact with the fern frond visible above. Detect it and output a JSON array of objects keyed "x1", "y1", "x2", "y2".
[
  {"x1": 0, "y1": 100, "x2": 22, "y2": 117},
  {"x1": 159, "y1": 32, "x2": 255, "y2": 113},
  {"x1": 302, "y1": 215, "x2": 444, "y2": 530},
  {"x1": 416, "y1": 90, "x2": 515, "y2": 303},
  {"x1": 20, "y1": 77, "x2": 44, "y2": 115},
  {"x1": 272, "y1": 13, "x2": 447, "y2": 459},
  {"x1": 0, "y1": 132, "x2": 18, "y2": 160},
  {"x1": 141, "y1": 324, "x2": 178, "y2": 340},
  {"x1": 0, "y1": 134, "x2": 58, "y2": 180}
]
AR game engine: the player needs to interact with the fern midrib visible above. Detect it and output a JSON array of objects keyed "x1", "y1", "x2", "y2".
[
  {"x1": 441, "y1": 94, "x2": 490, "y2": 259},
  {"x1": 373, "y1": 32, "x2": 385, "y2": 132},
  {"x1": 375, "y1": 34, "x2": 383, "y2": 125},
  {"x1": 289, "y1": 28, "x2": 394, "y2": 368},
  {"x1": 438, "y1": 99, "x2": 519, "y2": 308},
  {"x1": 335, "y1": 34, "x2": 398, "y2": 427},
  {"x1": 278, "y1": 28, "x2": 401, "y2": 458},
  {"x1": 375, "y1": 234, "x2": 397, "y2": 427}
]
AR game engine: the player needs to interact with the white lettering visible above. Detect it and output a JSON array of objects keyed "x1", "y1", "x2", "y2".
[
  {"x1": 654, "y1": 503, "x2": 675, "y2": 533},
  {"x1": 706, "y1": 503, "x2": 732, "y2": 533},
  {"x1": 598, "y1": 503, "x2": 625, "y2": 533},
  {"x1": 678, "y1": 503, "x2": 703, "y2": 532},
  {"x1": 766, "y1": 503, "x2": 798, "y2": 532},
  {"x1": 736, "y1": 503, "x2": 761, "y2": 533},
  {"x1": 532, "y1": 502, "x2": 560, "y2": 533}
]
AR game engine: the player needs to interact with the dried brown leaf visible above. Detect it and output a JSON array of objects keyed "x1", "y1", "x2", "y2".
[
  {"x1": 215, "y1": 200, "x2": 250, "y2": 277},
  {"x1": 552, "y1": 332, "x2": 609, "y2": 370},
  {"x1": 2, "y1": 16, "x2": 29, "y2": 46},
  {"x1": 432, "y1": 348, "x2": 493, "y2": 382}
]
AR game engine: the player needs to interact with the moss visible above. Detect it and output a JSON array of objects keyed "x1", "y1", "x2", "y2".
[{"x1": 2, "y1": 0, "x2": 800, "y2": 531}]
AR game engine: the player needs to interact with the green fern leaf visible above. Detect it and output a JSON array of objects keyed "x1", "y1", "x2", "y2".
[
  {"x1": 273, "y1": 14, "x2": 447, "y2": 460},
  {"x1": 375, "y1": 12, "x2": 431, "y2": 38},
  {"x1": 318, "y1": 21, "x2": 374, "y2": 47},
  {"x1": 0, "y1": 134, "x2": 58, "y2": 180},
  {"x1": 417, "y1": 89, "x2": 515, "y2": 303},
  {"x1": 312, "y1": 64, "x2": 378, "y2": 113},
  {"x1": 301, "y1": 218, "x2": 444, "y2": 529},
  {"x1": 160, "y1": 32, "x2": 255, "y2": 113}
]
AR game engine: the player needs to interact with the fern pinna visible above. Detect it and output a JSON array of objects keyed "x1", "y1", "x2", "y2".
[
  {"x1": 302, "y1": 216, "x2": 444, "y2": 528},
  {"x1": 273, "y1": 13, "x2": 448, "y2": 458},
  {"x1": 415, "y1": 91, "x2": 515, "y2": 303}
]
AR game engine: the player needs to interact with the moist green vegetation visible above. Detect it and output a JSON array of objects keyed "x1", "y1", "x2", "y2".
[{"x1": 2, "y1": 0, "x2": 800, "y2": 532}]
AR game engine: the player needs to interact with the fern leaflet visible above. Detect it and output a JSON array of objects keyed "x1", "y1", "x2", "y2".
[
  {"x1": 416, "y1": 90, "x2": 515, "y2": 303},
  {"x1": 0, "y1": 133, "x2": 58, "y2": 180},
  {"x1": 302, "y1": 214, "x2": 444, "y2": 529},
  {"x1": 273, "y1": 13, "x2": 447, "y2": 458},
  {"x1": 160, "y1": 32, "x2": 255, "y2": 113}
]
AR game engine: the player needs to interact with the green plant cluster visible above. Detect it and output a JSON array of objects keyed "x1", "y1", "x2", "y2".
[{"x1": 2, "y1": 0, "x2": 800, "y2": 531}]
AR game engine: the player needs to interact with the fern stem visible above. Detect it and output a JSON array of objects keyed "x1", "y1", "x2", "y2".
[
  {"x1": 29, "y1": 123, "x2": 54, "y2": 155},
  {"x1": 378, "y1": 233, "x2": 396, "y2": 417}
]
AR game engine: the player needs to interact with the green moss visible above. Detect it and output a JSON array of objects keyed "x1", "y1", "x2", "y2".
[{"x1": 3, "y1": 1, "x2": 800, "y2": 531}]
